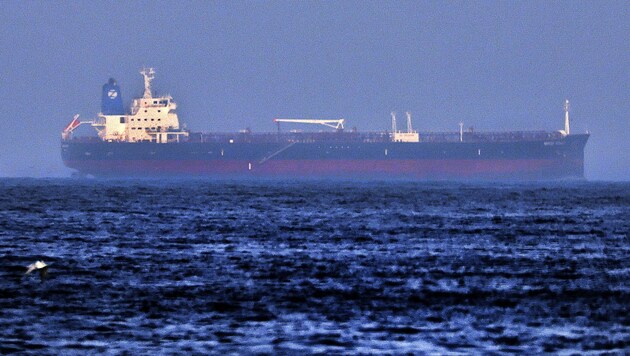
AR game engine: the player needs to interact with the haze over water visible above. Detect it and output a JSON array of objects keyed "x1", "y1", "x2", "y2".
[{"x1": 1, "y1": 179, "x2": 628, "y2": 353}]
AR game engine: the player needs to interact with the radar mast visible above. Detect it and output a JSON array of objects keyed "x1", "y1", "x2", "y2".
[{"x1": 141, "y1": 67, "x2": 155, "y2": 99}]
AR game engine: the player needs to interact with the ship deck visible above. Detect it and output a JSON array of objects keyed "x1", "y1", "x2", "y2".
[
  {"x1": 164, "y1": 130, "x2": 564, "y2": 144},
  {"x1": 61, "y1": 131, "x2": 563, "y2": 143},
  {"x1": 64, "y1": 130, "x2": 564, "y2": 145}
]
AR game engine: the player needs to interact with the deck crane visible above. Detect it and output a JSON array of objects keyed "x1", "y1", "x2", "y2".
[
  {"x1": 273, "y1": 118, "x2": 345, "y2": 131},
  {"x1": 61, "y1": 114, "x2": 98, "y2": 140}
]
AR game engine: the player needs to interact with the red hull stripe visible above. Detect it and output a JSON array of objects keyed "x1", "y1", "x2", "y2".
[{"x1": 64, "y1": 159, "x2": 583, "y2": 178}]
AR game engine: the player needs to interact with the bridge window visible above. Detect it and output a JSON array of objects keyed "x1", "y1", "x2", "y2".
[{"x1": 120, "y1": 117, "x2": 125, "y2": 124}]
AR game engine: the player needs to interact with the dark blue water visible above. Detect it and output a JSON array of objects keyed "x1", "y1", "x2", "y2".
[{"x1": 1, "y1": 179, "x2": 628, "y2": 354}]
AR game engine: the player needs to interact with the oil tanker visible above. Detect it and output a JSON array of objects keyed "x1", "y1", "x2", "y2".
[{"x1": 61, "y1": 69, "x2": 589, "y2": 179}]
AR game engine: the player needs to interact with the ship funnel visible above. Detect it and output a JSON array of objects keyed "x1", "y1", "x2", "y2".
[{"x1": 101, "y1": 78, "x2": 124, "y2": 115}]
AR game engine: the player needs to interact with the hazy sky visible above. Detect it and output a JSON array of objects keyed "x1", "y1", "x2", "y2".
[{"x1": 1, "y1": 1, "x2": 628, "y2": 179}]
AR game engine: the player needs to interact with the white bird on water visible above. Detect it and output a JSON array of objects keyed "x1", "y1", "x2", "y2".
[{"x1": 26, "y1": 260, "x2": 48, "y2": 278}]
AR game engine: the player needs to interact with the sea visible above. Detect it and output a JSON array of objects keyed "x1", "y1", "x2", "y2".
[{"x1": 0, "y1": 179, "x2": 628, "y2": 354}]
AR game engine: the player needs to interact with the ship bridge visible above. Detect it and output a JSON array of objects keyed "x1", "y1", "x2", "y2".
[{"x1": 62, "y1": 68, "x2": 188, "y2": 143}]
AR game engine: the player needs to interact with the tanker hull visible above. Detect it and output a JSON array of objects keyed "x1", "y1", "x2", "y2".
[{"x1": 61, "y1": 134, "x2": 588, "y2": 180}]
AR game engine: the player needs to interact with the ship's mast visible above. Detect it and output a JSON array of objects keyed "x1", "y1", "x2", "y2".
[
  {"x1": 564, "y1": 99, "x2": 570, "y2": 136},
  {"x1": 141, "y1": 67, "x2": 155, "y2": 99},
  {"x1": 405, "y1": 111, "x2": 413, "y2": 133},
  {"x1": 391, "y1": 112, "x2": 397, "y2": 133}
]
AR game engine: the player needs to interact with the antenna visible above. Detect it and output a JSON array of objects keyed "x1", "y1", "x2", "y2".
[
  {"x1": 564, "y1": 99, "x2": 570, "y2": 135},
  {"x1": 405, "y1": 111, "x2": 413, "y2": 133},
  {"x1": 140, "y1": 67, "x2": 156, "y2": 99},
  {"x1": 391, "y1": 112, "x2": 397, "y2": 133}
]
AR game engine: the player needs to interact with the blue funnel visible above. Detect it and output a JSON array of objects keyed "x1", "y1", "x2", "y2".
[{"x1": 101, "y1": 78, "x2": 124, "y2": 115}]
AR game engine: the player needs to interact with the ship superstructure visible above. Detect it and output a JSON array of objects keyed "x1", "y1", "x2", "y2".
[
  {"x1": 61, "y1": 69, "x2": 589, "y2": 180},
  {"x1": 63, "y1": 68, "x2": 187, "y2": 144}
]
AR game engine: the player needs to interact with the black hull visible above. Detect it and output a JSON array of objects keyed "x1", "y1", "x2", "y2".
[{"x1": 61, "y1": 134, "x2": 589, "y2": 180}]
